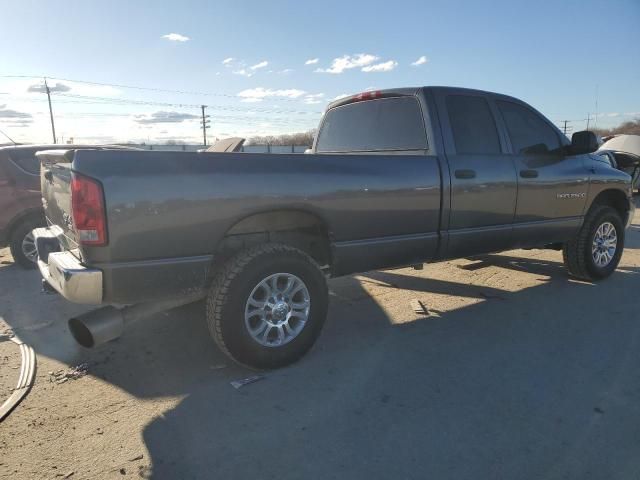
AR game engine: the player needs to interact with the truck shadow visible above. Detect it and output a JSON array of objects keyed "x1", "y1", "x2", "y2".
[
  {"x1": 1, "y1": 247, "x2": 640, "y2": 478},
  {"x1": 139, "y1": 255, "x2": 640, "y2": 479}
]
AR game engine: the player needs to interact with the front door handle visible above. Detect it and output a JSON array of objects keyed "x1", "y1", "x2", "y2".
[
  {"x1": 520, "y1": 169, "x2": 539, "y2": 178},
  {"x1": 455, "y1": 169, "x2": 476, "y2": 179},
  {"x1": 44, "y1": 169, "x2": 53, "y2": 182}
]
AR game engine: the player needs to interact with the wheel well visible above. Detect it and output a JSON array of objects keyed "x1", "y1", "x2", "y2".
[
  {"x1": 5, "y1": 208, "x2": 45, "y2": 241},
  {"x1": 216, "y1": 210, "x2": 332, "y2": 269},
  {"x1": 591, "y1": 190, "x2": 629, "y2": 220}
]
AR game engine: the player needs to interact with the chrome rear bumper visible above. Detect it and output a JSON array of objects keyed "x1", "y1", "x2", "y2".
[{"x1": 33, "y1": 227, "x2": 103, "y2": 305}]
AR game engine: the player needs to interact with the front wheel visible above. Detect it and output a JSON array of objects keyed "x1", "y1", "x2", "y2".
[
  {"x1": 563, "y1": 205, "x2": 624, "y2": 281},
  {"x1": 206, "y1": 244, "x2": 328, "y2": 370}
]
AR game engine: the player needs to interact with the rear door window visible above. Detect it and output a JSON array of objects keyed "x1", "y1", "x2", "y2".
[
  {"x1": 497, "y1": 100, "x2": 561, "y2": 155},
  {"x1": 446, "y1": 95, "x2": 501, "y2": 154},
  {"x1": 316, "y1": 97, "x2": 427, "y2": 152}
]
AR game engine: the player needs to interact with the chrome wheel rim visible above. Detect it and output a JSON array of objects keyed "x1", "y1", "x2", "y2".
[
  {"x1": 21, "y1": 231, "x2": 37, "y2": 263},
  {"x1": 592, "y1": 221, "x2": 617, "y2": 267},
  {"x1": 244, "y1": 273, "x2": 311, "y2": 347}
]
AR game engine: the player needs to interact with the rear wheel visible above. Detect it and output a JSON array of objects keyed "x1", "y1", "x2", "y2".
[
  {"x1": 9, "y1": 216, "x2": 44, "y2": 269},
  {"x1": 563, "y1": 205, "x2": 624, "y2": 281},
  {"x1": 206, "y1": 244, "x2": 328, "y2": 369}
]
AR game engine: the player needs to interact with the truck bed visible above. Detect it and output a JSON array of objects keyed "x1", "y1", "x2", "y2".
[{"x1": 38, "y1": 149, "x2": 442, "y2": 303}]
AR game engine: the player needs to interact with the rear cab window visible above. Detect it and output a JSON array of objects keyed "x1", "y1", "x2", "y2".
[{"x1": 316, "y1": 96, "x2": 427, "y2": 153}]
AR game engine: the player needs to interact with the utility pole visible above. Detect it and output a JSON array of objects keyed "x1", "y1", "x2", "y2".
[
  {"x1": 44, "y1": 78, "x2": 57, "y2": 144},
  {"x1": 200, "y1": 105, "x2": 210, "y2": 146},
  {"x1": 561, "y1": 120, "x2": 569, "y2": 135},
  {"x1": 586, "y1": 113, "x2": 592, "y2": 131}
]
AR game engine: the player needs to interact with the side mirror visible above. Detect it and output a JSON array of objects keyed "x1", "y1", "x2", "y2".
[{"x1": 570, "y1": 130, "x2": 599, "y2": 155}]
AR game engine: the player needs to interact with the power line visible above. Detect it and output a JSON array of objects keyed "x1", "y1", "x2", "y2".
[
  {"x1": 0, "y1": 74, "x2": 315, "y2": 104},
  {"x1": 0, "y1": 127, "x2": 17, "y2": 145},
  {"x1": 47, "y1": 93, "x2": 322, "y2": 116}
]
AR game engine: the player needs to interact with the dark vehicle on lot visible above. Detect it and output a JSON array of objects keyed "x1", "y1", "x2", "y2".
[
  {"x1": 34, "y1": 86, "x2": 635, "y2": 369},
  {"x1": 0, "y1": 144, "x2": 135, "y2": 268}
]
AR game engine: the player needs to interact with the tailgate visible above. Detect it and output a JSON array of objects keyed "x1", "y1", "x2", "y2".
[{"x1": 37, "y1": 150, "x2": 78, "y2": 250}]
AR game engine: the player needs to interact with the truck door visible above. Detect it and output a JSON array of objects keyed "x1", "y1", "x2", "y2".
[
  {"x1": 435, "y1": 91, "x2": 518, "y2": 258},
  {"x1": 494, "y1": 99, "x2": 589, "y2": 247}
]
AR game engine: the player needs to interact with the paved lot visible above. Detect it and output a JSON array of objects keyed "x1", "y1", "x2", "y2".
[{"x1": 2, "y1": 201, "x2": 640, "y2": 479}]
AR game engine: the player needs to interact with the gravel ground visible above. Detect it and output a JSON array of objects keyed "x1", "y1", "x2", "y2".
[{"x1": 1, "y1": 201, "x2": 640, "y2": 479}]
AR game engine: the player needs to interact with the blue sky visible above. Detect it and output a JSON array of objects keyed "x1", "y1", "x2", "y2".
[{"x1": 1, "y1": 0, "x2": 639, "y2": 144}]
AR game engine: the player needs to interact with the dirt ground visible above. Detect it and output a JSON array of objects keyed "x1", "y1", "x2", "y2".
[{"x1": 2, "y1": 201, "x2": 640, "y2": 479}]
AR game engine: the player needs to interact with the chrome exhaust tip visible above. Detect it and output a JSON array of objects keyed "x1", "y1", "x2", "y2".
[{"x1": 68, "y1": 306, "x2": 124, "y2": 348}]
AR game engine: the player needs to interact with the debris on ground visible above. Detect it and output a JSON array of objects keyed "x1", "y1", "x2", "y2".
[
  {"x1": 49, "y1": 363, "x2": 90, "y2": 384},
  {"x1": 210, "y1": 364, "x2": 227, "y2": 371},
  {"x1": 410, "y1": 299, "x2": 429, "y2": 316},
  {"x1": 128, "y1": 454, "x2": 144, "y2": 462},
  {"x1": 230, "y1": 375, "x2": 265, "y2": 389}
]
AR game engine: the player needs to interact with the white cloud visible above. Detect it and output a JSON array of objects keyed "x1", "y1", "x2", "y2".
[
  {"x1": 134, "y1": 111, "x2": 199, "y2": 124},
  {"x1": 24, "y1": 80, "x2": 120, "y2": 97},
  {"x1": 233, "y1": 69, "x2": 253, "y2": 77},
  {"x1": 305, "y1": 58, "x2": 319, "y2": 65},
  {"x1": 250, "y1": 61, "x2": 269, "y2": 70},
  {"x1": 411, "y1": 55, "x2": 428, "y2": 66},
  {"x1": 0, "y1": 104, "x2": 33, "y2": 120},
  {"x1": 222, "y1": 57, "x2": 234, "y2": 65},
  {"x1": 315, "y1": 54, "x2": 379, "y2": 74},
  {"x1": 303, "y1": 93, "x2": 325, "y2": 105},
  {"x1": 28, "y1": 82, "x2": 71, "y2": 93},
  {"x1": 278, "y1": 69, "x2": 294, "y2": 74},
  {"x1": 362, "y1": 60, "x2": 398, "y2": 72},
  {"x1": 162, "y1": 33, "x2": 190, "y2": 42},
  {"x1": 238, "y1": 87, "x2": 307, "y2": 102}
]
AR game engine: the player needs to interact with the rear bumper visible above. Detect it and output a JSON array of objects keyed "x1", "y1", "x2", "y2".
[
  {"x1": 33, "y1": 226, "x2": 212, "y2": 305},
  {"x1": 33, "y1": 227, "x2": 103, "y2": 304}
]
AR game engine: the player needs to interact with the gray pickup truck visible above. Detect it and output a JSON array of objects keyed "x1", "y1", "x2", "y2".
[{"x1": 34, "y1": 86, "x2": 635, "y2": 369}]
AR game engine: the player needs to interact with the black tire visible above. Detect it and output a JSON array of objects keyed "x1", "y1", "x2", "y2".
[
  {"x1": 206, "y1": 243, "x2": 329, "y2": 370},
  {"x1": 563, "y1": 205, "x2": 624, "y2": 281},
  {"x1": 9, "y1": 216, "x2": 44, "y2": 269}
]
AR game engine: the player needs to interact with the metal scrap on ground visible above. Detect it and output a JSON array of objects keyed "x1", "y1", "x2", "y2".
[
  {"x1": 48, "y1": 363, "x2": 89, "y2": 384},
  {"x1": 410, "y1": 299, "x2": 429, "y2": 316},
  {"x1": 230, "y1": 375, "x2": 265, "y2": 389}
]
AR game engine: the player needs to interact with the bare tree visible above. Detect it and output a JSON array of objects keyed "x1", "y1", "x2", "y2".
[
  {"x1": 246, "y1": 129, "x2": 316, "y2": 146},
  {"x1": 593, "y1": 118, "x2": 640, "y2": 137}
]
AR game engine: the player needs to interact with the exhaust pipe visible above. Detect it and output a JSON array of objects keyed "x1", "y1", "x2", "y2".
[{"x1": 68, "y1": 294, "x2": 205, "y2": 348}]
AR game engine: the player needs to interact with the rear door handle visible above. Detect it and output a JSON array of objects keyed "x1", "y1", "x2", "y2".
[
  {"x1": 520, "y1": 169, "x2": 539, "y2": 178},
  {"x1": 455, "y1": 169, "x2": 476, "y2": 179}
]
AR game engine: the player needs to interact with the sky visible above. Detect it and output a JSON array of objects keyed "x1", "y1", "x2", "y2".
[{"x1": 0, "y1": 0, "x2": 639, "y2": 145}]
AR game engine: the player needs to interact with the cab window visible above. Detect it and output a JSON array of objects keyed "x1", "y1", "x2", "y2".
[
  {"x1": 446, "y1": 95, "x2": 501, "y2": 154},
  {"x1": 497, "y1": 100, "x2": 561, "y2": 155}
]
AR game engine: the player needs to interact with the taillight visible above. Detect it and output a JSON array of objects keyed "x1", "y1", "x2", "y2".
[{"x1": 71, "y1": 172, "x2": 107, "y2": 246}]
